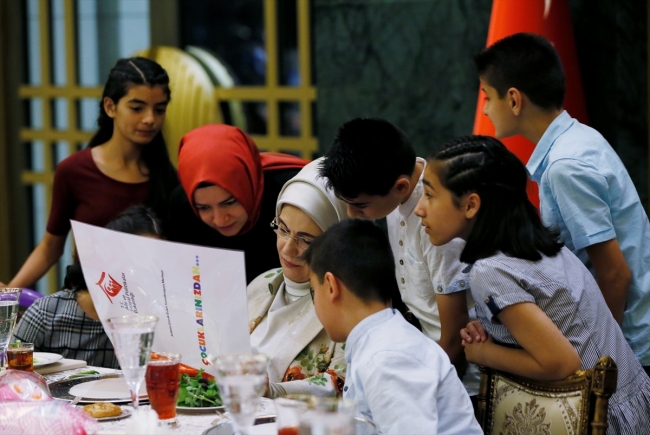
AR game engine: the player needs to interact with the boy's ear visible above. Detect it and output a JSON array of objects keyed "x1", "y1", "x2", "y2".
[
  {"x1": 323, "y1": 271, "x2": 342, "y2": 303},
  {"x1": 506, "y1": 87, "x2": 523, "y2": 116},
  {"x1": 103, "y1": 97, "x2": 117, "y2": 119},
  {"x1": 394, "y1": 176, "x2": 411, "y2": 196},
  {"x1": 464, "y1": 192, "x2": 481, "y2": 219}
]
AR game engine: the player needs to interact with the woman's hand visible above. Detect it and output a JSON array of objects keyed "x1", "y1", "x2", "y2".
[{"x1": 460, "y1": 320, "x2": 487, "y2": 344}]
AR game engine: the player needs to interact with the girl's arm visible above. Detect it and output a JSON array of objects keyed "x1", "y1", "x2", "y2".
[
  {"x1": 463, "y1": 302, "x2": 581, "y2": 381},
  {"x1": 9, "y1": 232, "x2": 67, "y2": 288}
]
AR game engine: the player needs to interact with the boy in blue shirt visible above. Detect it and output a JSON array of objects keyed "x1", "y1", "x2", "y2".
[
  {"x1": 301, "y1": 219, "x2": 481, "y2": 435},
  {"x1": 475, "y1": 32, "x2": 650, "y2": 373}
]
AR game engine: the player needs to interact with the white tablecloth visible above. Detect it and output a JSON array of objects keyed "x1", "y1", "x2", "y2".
[{"x1": 44, "y1": 366, "x2": 276, "y2": 435}]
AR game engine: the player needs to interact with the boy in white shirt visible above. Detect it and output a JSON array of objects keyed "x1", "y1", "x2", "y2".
[
  {"x1": 319, "y1": 118, "x2": 478, "y2": 396},
  {"x1": 301, "y1": 219, "x2": 481, "y2": 435}
]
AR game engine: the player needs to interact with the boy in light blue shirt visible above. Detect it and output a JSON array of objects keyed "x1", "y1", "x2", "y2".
[
  {"x1": 475, "y1": 32, "x2": 650, "y2": 372},
  {"x1": 301, "y1": 219, "x2": 481, "y2": 435}
]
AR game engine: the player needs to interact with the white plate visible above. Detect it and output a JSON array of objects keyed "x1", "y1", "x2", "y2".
[
  {"x1": 33, "y1": 352, "x2": 63, "y2": 368},
  {"x1": 176, "y1": 405, "x2": 225, "y2": 413},
  {"x1": 69, "y1": 378, "x2": 148, "y2": 402}
]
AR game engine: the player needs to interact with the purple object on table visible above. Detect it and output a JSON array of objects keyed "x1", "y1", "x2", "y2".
[{"x1": 19, "y1": 288, "x2": 43, "y2": 308}]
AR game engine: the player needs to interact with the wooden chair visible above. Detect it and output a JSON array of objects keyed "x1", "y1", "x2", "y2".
[
  {"x1": 185, "y1": 45, "x2": 248, "y2": 132},
  {"x1": 476, "y1": 356, "x2": 617, "y2": 435}
]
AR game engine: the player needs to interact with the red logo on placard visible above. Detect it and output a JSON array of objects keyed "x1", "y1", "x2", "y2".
[{"x1": 96, "y1": 272, "x2": 123, "y2": 303}]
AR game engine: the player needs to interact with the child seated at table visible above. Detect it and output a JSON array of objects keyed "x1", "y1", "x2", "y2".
[
  {"x1": 414, "y1": 135, "x2": 650, "y2": 434},
  {"x1": 13, "y1": 205, "x2": 164, "y2": 368},
  {"x1": 301, "y1": 219, "x2": 481, "y2": 435}
]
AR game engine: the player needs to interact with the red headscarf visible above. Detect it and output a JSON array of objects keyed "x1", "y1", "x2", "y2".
[{"x1": 178, "y1": 124, "x2": 308, "y2": 235}]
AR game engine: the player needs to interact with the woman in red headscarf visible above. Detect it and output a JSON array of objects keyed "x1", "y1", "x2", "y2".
[{"x1": 167, "y1": 124, "x2": 308, "y2": 283}]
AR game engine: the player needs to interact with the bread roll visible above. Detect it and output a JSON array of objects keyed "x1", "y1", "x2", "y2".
[{"x1": 82, "y1": 402, "x2": 122, "y2": 418}]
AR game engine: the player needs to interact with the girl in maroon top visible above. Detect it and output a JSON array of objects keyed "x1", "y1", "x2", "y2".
[{"x1": 9, "y1": 57, "x2": 178, "y2": 289}]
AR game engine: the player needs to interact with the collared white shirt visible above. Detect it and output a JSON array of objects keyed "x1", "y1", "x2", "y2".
[
  {"x1": 386, "y1": 158, "x2": 470, "y2": 342},
  {"x1": 343, "y1": 309, "x2": 481, "y2": 435},
  {"x1": 386, "y1": 158, "x2": 480, "y2": 394}
]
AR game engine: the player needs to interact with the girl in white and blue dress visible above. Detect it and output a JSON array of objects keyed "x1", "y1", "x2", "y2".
[{"x1": 413, "y1": 135, "x2": 650, "y2": 434}]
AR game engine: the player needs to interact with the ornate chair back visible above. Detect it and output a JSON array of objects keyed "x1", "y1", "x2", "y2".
[
  {"x1": 185, "y1": 45, "x2": 247, "y2": 132},
  {"x1": 476, "y1": 356, "x2": 617, "y2": 435}
]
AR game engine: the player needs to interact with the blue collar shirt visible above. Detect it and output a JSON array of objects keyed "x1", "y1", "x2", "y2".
[{"x1": 526, "y1": 110, "x2": 650, "y2": 365}]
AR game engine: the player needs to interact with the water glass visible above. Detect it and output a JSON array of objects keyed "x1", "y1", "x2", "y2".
[
  {"x1": 274, "y1": 397, "x2": 308, "y2": 435},
  {"x1": 7, "y1": 341, "x2": 34, "y2": 371},
  {"x1": 297, "y1": 397, "x2": 357, "y2": 435},
  {"x1": 0, "y1": 288, "x2": 21, "y2": 369},
  {"x1": 146, "y1": 351, "x2": 181, "y2": 427},
  {"x1": 106, "y1": 315, "x2": 158, "y2": 409},
  {"x1": 211, "y1": 354, "x2": 269, "y2": 435}
]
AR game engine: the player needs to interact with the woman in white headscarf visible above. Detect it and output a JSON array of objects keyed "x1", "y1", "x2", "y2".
[{"x1": 247, "y1": 157, "x2": 348, "y2": 398}]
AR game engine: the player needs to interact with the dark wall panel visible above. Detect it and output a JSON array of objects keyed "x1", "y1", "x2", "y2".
[
  {"x1": 314, "y1": 0, "x2": 491, "y2": 157},
  {"x1": 314, "y1": 0, "x2": 648, "y2": 203}
]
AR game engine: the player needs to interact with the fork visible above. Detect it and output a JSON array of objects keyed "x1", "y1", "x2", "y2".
[{"x1": 70, "y1": 396, "x2": 82, "y2": 406}]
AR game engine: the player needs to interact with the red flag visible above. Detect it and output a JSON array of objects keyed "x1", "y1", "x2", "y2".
[{"x1": 473, "y1": 0, "x2": 588, "y2": 208}]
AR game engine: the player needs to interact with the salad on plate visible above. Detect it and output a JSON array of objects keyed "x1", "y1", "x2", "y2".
[{"x1": 177, "y1": 366, "x2": 223, "y2": 410}]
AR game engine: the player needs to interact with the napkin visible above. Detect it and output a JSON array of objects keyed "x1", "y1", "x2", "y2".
[{"x1": 34, "y1": 358, "x2": 87, "y2": 375}]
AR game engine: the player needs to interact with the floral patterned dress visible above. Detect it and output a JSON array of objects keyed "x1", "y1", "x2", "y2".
[{"x1": 248, "y1": 268, "x2": 346, "y2": 397}]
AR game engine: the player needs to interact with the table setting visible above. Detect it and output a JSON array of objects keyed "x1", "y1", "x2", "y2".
[
  {"x1": 96, "y1": 315, "x2": 275, "y2": 433},
  {"x1": 41, "y1": 313, "x2": 274, "y2": 434},
  {"x1": 3, "y1": 344, "x2": 372, "y2": 435},
  {"x1": 1, "y1": 228, "x2": 377, "y2": 434},
  {"x1": 44, "y1": 364, "x2": 278, "y2": 435},
  {"x1": 0, "y1": 305, "x2": 351, "y2": 435}
]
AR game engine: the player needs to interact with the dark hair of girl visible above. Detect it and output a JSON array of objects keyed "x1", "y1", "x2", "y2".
[
  {"x1": 64, "y1": 205, "x2": 165, "y2": 291},
  {"x1": 104, "y1": 204, "x2": 165, "y2": 238},
  {"x1": 88, "y1": 57, "x2": 179, "y2": 221},
  {"x1": 429, "y1": 135, "x2": 563, "y2": 263}
]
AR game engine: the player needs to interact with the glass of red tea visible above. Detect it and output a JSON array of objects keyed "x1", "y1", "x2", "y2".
[
  {"x1": 7, "y1": 341, "x2": 34, "y2": 371},
  {"x1": 274, "y1": 397, "x2": 307, "y2": 435},
  {"x1": 145, "y1": 351, "x2": 181, "y2": 426}
]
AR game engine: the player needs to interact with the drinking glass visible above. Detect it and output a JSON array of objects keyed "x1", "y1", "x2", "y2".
[
  {"x1": 0, "y1": 288, "x2": 21, "y2": 369},
  {"x1": 211, "y1": 354, "x2": 269, "y2": 435},
  {"x1": 7, "y1": 341, "x2": 34, "y2": 371},
  {"x1": 106, "y1": 315, "x2": 158, "y2": 409},
  {"x1": 274, "y1": 397, "x2": 307, "y2": 435},
  {"x1": 297, "y1": 397, "x2": 358, "y2": 435},
  {"x1": 146, "y1": 351, "x2": 181, "y2": 427}
]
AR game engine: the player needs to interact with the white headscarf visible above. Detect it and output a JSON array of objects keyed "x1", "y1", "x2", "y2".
[{"x1": 276, "y1": 157, "x2": 348, "y2": 232}]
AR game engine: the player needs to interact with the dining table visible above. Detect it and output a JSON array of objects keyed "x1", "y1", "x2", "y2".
[{"x1": 43, "y1": 365, "x2": 277, "y2": 435}]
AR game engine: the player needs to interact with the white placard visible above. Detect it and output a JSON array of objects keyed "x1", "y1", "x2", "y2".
[{"x1": 71, "y1": 220, "x2": 251, "y2": 370}]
